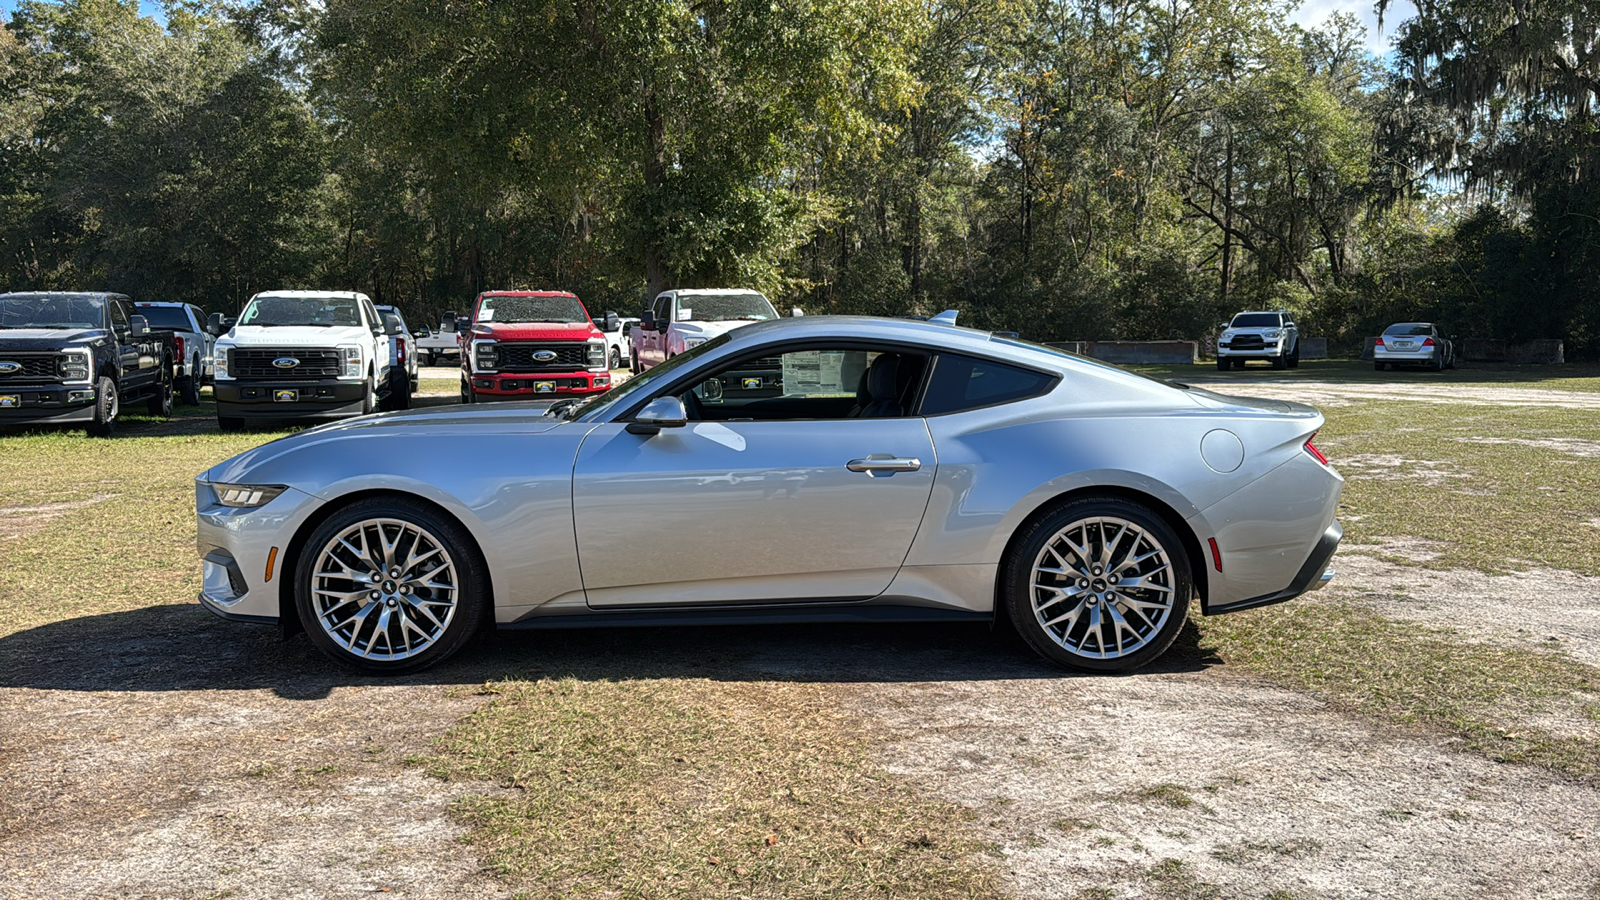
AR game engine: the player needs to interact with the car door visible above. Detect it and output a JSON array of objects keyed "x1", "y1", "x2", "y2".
[
  {"x1": 108, "y1": 299, "x2": 154, "y2": 388},
  {"x1": 640, "y1": 295, "x2": 672, "y2": 368},
  {"x1": 571, "y1": 346, "x2": 937, "y2": 607}
]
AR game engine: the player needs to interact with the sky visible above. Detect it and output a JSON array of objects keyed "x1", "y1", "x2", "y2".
[
  {"x1": 1, "y1": 0, "x2": 166, "y2": 19},
  {"x1": 1290, "y1": 0, "x2": 1419, "y2": 55}
]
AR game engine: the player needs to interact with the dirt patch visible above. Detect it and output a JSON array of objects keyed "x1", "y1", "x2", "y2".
[
  {"x1": 1190, "y1": 378, "x2": 1600, "y2": 409},
  {"x1": 1320, "y1": 550, "x2": 1600, "y2": 669},
  {"x1": 0, "y1": 494, "x2": 116, "y2": 541},
  {"x1": 845, "y1": 669, "x2": 1600, "y2": 900},
  {"x1": 1336, "y1": 453, "x2": 1464, "y2": 486},
  {"x1": 1459, "y1": 436, "x2": 1600, "y2": 458}
]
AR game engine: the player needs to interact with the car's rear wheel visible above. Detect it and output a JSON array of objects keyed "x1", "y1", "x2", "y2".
[
  {"x1": 1003, "y1": 497, "x2": 1192, "y2": 672},
  {"x1": 180, "y1": 356, "x2": 202, "y2": 405},
  {"x1": 1374, "y1": 361, "x2": 1386, "y2": 371},
  {"x1": 147, "y1": 361, "x2": 174, "y2": 417},
  {"x1": 295, "y1": 498, "x2": 488, "y2": 674}
]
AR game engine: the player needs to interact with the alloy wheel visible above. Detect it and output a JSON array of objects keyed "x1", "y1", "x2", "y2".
[
  {"x1": 309, "y1": 517, "x2": 459, "y2": 660},
  {"x1": 1029, "y1": 516, "x2": 1176, "y2": 660}
]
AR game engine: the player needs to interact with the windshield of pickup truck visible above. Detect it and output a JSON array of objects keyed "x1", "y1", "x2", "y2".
[
  {"x1": 677, "y1": 293, "x2": 776, "y2": 322},
  {"x1": 239, "y1": 296, "x2": 363, "y2": 327},
  {"x1": 135, "y1": 306, "x2": 194, "y2": 330},
  {"x1": 1229, "y1": 313, "x2": 1283, "y2": 328},
  {"x1": 478, "y1": 295, "x2": 590, "y2": 324},
  {"x1": 0, "y1": 294, "x2": 105, "y2": 329}
]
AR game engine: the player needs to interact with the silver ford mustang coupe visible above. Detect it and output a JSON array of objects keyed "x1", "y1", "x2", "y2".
[{"x1": 195, "y1": 316, "x2": 1341, "y2": 674}]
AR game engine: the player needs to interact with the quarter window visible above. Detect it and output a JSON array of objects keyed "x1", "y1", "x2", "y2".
[{"x1": 919, "y1": 353, "x2": 1055, "y2": 415}]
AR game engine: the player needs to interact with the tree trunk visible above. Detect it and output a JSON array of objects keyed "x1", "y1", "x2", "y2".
[{"x1": 643, "y1": 95, "x2": 670, "y2": 300}]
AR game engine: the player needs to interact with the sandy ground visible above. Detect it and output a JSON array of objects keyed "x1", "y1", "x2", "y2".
[
  {"x1": 3, "y1": 376, "x2": 1599, "y2": 899},
  {"x1": 1177, "y1": 374, "x2": 1600, "y2": 409}
]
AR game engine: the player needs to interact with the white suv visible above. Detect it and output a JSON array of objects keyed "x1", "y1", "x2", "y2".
[
  {"x1": 208, "y1": 290, "x2": 401, "y2": 430},
  {"x1": 1217, "y1": 310, "x2": 1299, "y2": 370}
]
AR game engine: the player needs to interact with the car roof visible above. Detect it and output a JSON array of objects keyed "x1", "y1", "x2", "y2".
[
  {"x1": 135, "y1": 301, "x2": 191, "y2": 306},
  {"x1": 1385, "y1": 321, "x2": 1434, "y2": 328},
  {"x1": 250, "y1": 290, "x2": 372, "y2": 301},
  {"x1": 662, "y1": 288, "x2": 768, "y2": 296},
  {"x1": 480, "y1": 290, "x2": 579, "y2": 298},
  {"x1": 1, "y1": 291, "x2": 127, "y2": 301},
  {"x1": 721, "y1": 315, "x2": 1105, "y2": 373}
]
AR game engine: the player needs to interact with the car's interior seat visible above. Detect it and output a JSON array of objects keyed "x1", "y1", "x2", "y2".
[{"x1": 848, "y1": 353, "x2": 904, "y2": 418}]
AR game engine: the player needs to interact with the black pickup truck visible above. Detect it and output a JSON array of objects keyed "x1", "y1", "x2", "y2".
[{"x1": 0, "y1": 292, "x2": 176, "y2": 437}]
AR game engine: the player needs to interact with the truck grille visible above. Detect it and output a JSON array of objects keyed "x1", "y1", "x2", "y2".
[
  {"x1": 0, "y1": 354, "x2": 64, "y2": 382},
  {"x1": 231, "y1": 348, "x2": 343, "y2": 380},
  {"x1": 498, "y1": 342, "x2": 589, "y2": 372},
  {"x1": 1226, "y1": 335, "x2": 1266, "y2": 351}
]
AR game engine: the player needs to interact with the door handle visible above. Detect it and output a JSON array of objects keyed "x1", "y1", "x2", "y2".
[{"x1": 846, "y1": 455, "x2": 921, "y2": 476}]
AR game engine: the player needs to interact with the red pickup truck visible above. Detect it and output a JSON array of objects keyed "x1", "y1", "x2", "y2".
[{"x1": 458, "y1": 291, "x2": 614, "y2": 403}]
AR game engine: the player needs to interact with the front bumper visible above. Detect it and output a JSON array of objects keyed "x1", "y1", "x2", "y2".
[
  {"x1": 195, "y1": 481, "x2": 326, "y2": 623},
  {"x1": 214, "y1": 378, "x2": 369, "y2": 420},
  {"x1": 0, "y1": 382, "x2": 98, "y2": 426},
  {"x1": 1217, "y1": 340, "x2": 1286, "y2": 359},
  {"x1": 468, "y1": 370, "x2": 611, "y2": 397}
]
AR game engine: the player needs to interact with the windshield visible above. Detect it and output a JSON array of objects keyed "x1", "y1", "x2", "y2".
[
  {"x1": 239, "y1": 296, "x2": 363, "y2": 328},
  {"x1": 1229, "y1": 313, "x2": 1282, "y2": 328},
  {"x1": 136, "y1": 306, "x2": 194, "y2": 330},
  {"x1": 479, "y1": 295, "x2": 590, "y2": 324},
  {"x1": 0, "y1": 295, "x2": 106, "y2": 329},
  {"x1": 567, "y1": 333, "x2": 732, "y2": 421},
  {"x1": 1383, "y1": 323, "x2": 1432, "y2": 336},
  {"x1": 677, "y1": 293, "x2": 776, "y2": 322}
]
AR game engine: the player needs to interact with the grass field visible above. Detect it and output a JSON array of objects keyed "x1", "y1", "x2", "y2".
[{"x1": 3, "y1": 369, "x2": 1598, "y2": 896}]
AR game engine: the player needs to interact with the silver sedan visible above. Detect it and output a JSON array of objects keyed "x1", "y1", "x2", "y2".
[{"x1": 195, "y1": 316, "x2": 1343, "y2": 674}]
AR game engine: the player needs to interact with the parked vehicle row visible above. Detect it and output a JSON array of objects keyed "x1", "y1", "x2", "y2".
[
  {"x1": 135, "y1": 301, "x2": 214, "y2": 405},
  {"x1": 0, "y1": 291, "x2": 176, "y2": 437}
]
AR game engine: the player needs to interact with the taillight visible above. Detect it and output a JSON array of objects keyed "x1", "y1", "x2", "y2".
[
  {"x1": 1421, "y1": 337, "x2": 1434, "y2": 347},
  {"x1": 1373, "y1": 336, "x2": 1384, "y2": 347},
  {"x1": 174, "y1": 334, "x2": 184, "y2": 357},
  {"x1": 398, "y1": 339, "x2": 406, "y2": 364},
  {"x1": 1304, "y1": 432, "x2": 1330, "y2": 466}
]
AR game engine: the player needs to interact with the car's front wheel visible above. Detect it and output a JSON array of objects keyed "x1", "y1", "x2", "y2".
[
  {"x1": 1003, "y1": 497, "x2": 1192, "y2": 672},
  {"x1": 85, "y1": 375, "x2": 118, "y2": 438},
  {"x1": 295, "y1": 497, "x2": 488, "y2": 674}
]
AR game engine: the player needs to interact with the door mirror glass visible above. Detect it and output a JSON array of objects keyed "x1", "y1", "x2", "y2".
[
  {"x1": 129, "y1": 315, "x2": 149, "y2": 337},
  {"x1": 383, "y1": 313, "x2": 405, "y2": 336},
  {"x1": 604, "y1": 312, "x2": 621, "y2": 333},
  {"x1": 625, "y1": 396, "x2": 689, "y2": 435},
  {"x1": 640, "y1": 310, "x2": 656, "y2": 330}
]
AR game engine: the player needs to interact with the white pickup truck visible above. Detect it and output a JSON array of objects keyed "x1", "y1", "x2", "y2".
[
  {"x1": 416, "y1": 313, "x2": 465, "y2": 366},
  {"x1": 135, "y1": 301, "x2": 213, "y2": 405},
  {"x1": 207, "y1": 290, "x2": 402, "y2": 430},
  {"x1": 629, "y1": 289, "x2": 779, "y2": 372}
]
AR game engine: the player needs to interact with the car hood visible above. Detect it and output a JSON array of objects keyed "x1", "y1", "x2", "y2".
[
  {"x1": 0, "y1": 329, "x2": 104, "y2": 350},
  {"x1": 672, "y1": 320, "x2": 761, "y2": 339},
  {"x1": 475, "y1": 321, "x2": 601, "y2": 342},
  {"x1": 220, "y1": 325, "x2": 371, "y2": 346},
  {"x1": 200, "y1": 403, "x2": 570, "y2": 485}
]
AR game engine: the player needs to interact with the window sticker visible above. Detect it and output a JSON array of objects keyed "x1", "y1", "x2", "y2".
[
  {"x1": 677, "y1": 308, "x2": 693, "y2": 321},
  {"x1": 477, "y1": 308, "x2": 494, "y2": 322}
]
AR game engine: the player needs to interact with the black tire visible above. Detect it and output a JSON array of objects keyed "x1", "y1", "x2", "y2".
[
  {"x1": 1374, "y1": 361, "x2": 1386, "y2": 371},
  {"x1": 1231, "y1": 358, "x2": 1244, "y2": 370},
  {"x1": 218, "y1": 416, "x2": 245, "y2": 432},
  {"x1": 630, "y1": 351, "x2": 641, "y2": 374},
  {"x1": 1271, "y1": 353, "x2": 1287, "y2": 370},
  {"x1": 180, "y1": 358, "x2": 202, "y2": 405},
  {"x1": 85, "y1": 375, "x2": 118, "y2": 438},
  {"x1": 362, "y1": 375, "x2": 377, "y2": 415},
  {"x1": 294, "y1": 496, "x2": 489, "y2": 674},
  {"x1": 420, "y1": 350, "x2": 433, "y2": 368},
  {"x1": 460, "y1": 377, "x2": 475, "y2": 404},
  {"x1": 1216, "y1": 357, "x2": 1228, "y2": 371},
  {"x1": 1434, "y1": 352, "x2": 1445, "y2": 372},
  {"x1": 610, "y1": 346, "x2": 622, "y2": 370},
  {"x1": 389, "y1": 367, "x2": 412, "y2": 409},
  {"x1": 1002, "y1": 497, "x2": 1192, "y2": 673},
  {"x1": 1287, "y1": 343, "x2": 1300, "y2": 369},
  {"x1": 147, "y1": 361, "x2": 174, "y2": 417}
]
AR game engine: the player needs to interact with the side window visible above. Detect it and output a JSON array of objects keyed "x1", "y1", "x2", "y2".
[
  {"x1": 919, "y1": 354, "x2": 1055, "y2": 416},
  {"x1": 108, "y1": 299, "x2": 130, "y2": 332},
  {"x1": 679, "y1": 347, "x2": 926, "y2": 421},
  {"x1": 653, "y1": 295, "x2": 673, "y2": 325}
]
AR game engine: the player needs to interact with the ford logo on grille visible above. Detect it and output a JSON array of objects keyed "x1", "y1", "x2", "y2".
[
  {"x1": 532, "y1": 350, "x2": 558, "y2": 362},
  {"x1": 273, "y1": 357, "x2": 300, "y2": 369},
  {"x1": 0, "y1": 361, "x2": 20, "y2": 375}
]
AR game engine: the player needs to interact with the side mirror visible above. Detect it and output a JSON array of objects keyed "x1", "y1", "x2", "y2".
[
  {"x1": 640, "y1": 310, "x2": 656, "y2": 330},
  {"x1": 129, "y1": 315, "x2": 149, "y2": 337},
  {"x1": 791, "y1": 307, "x2": 804, "y2": 317},
  {"x1": 383, "y1": 313, "x2": 405, "y2": 336},
  {"x1": 604, "y1": 312, "x2": 621, "y2": 333},
  {"x1": 442, "y1": 312, "x2": 459, "y2": 333},
  {"x1": 1218, "y1": 322, "x2": 1231, "y2": 331},
  {"x1": 625, "y1": 396, "x2": 689, "y2": 435}
]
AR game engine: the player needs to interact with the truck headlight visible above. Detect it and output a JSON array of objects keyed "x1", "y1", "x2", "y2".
[
  {"x1": 683, "y1": 337, "x2": 706, "y2": 349},
  {"x1": 1263, "y1": 329, "x2": 1281, "y2": 339},
  {"x1": 339, "y1": 345, "x2": 362, "y2": 378},
  {"x1": 214, "y1": 347, "x2": 231, "y2": 380},
  {"x1": 58, "y1": 349, "x2": 91, "y2": 383},
  {"x1": 587, "y1": 339, "x2": 607, "y2": 369},
  {"x1": 211, "y1": 483, "x2": 288, "y2": 508},
  {"x1": 474, "y1": 341, "x2": 497, "y2": 373}
]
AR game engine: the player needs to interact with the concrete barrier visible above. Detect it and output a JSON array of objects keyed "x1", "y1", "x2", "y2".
[
  {"x1": 1047, "y1": 340, "x2": 1198, "y2": 364},
  {"x1": 1461, "y1": 338, "x2": 1565, "y2": 364},
  {"x1": 1299, "y1": 338, "x2": 1328, "y2": 360}
]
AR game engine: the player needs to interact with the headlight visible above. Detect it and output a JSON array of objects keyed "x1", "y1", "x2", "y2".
[
  {"x1": 474, "y1": 341, "x2": 497, "y2": 373},
  {"x1": 211, "y1": 483, "x2": 287, "y2": 508},
  {"x1": 339, "y1": 345, "x2": 362, "y2": 378},
  {"x1": 683, "y1": 337, "x2": 707, "y2": 349},
  {"x1": 58, "y1": 349, "x2": 91, "y2": 383},
  {"x1": 1263, "y1": 329, "x2": 1281, "y2": 339},
  {"x1": 1220, "y1": 330, "x2": 1235, "y2": 339},
  {"x1": 587, "y1": 339, "x2": 607, "y2": 369},
  {"x1": 214, "y1": 347, "x2": 231, "y2": 379}
]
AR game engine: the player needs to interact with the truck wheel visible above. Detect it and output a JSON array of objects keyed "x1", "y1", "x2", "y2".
[
  {"x1": 147, "y1": 364, "x2": 174, "y2": 417},
  {"x1": 420, "y1": 350, "x2": 433, "y2": 368},
  {"x1": 1271, "y1": 354, "x2": 1287, "y2": 370},
  {"x1": 1374, "y1": 361, "x2": 1387, "y2": 372},
  {"x1": 389, "y1": 367, "x2": 412, "y2": 409},
  {"x1": 218, "y1": 416, "x2": 244, "y2": 432},
  {"x1": 630, "y1": 351, "x2": 640, "y2": 374},
  {"x1": 180, "y1": 356, "x2": 202, "y2": 404},
  {"x1": 1216, "y1": 357, "x2": 1228, "y2": 371},
  {"x1": 1287, "y1": 344, "x2": 1300, "y2": 369},
  {"x1": 610, "y1": 346, "x2": 622, "y2": 370},
  {"x1": 460, "y1": 378, "x2": 475, "y2": 404},
  {"x1": 86, "y1": 375, "x2": 118, "y2": 438}
]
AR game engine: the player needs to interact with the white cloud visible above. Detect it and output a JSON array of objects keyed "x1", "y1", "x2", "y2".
[{"x1": 1289, "y1": 0, "x2": 1418, "y2": 55}]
